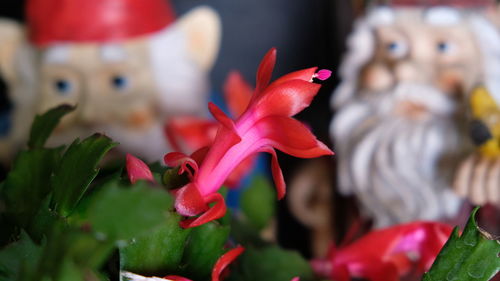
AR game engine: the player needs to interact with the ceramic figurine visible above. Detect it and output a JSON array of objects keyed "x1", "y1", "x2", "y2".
[
  {"x1": 25, "y1": 0, "x2": 221, "y2": 162},
  {"x1": 330, "y1": 1, "x2": 500, "y2": 227},
  {"x1": 454, "y1": 86, "x2": 500, "y2": 206},
  {"x1": 0, "y1": 19, "x2": 36, "y2": 162}
]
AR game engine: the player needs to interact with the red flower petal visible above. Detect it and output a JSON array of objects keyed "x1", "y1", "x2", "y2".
[
  {"x1": 212, "y1": 246, "x2": 245, "y2": 281},
  {"x1": 254, "y1": 80, "x2": 321, "y2": 119},
  {"x1": 260, "y1": 147, "x2": 286, "y2": 199},
  {"x1": 126, "y1": 154, "x2": 154, "y2": 184},
  {"x1": 199, "y1": 125, "x2": 242, "y2": 178},
  {"x1": 255, "y1": 48, "x2": 276, "y2": 95},
  {"x1": 164, "y1": 152, "x2": 199, "y2": 179},
  {"x1": 224, "y1": 71, "x2": 253, "y2": 118},
  {"x1": 163, "y1": 276, "x2": 192, "y2": 281},
  {"x1": 190, "y1": 146, "x2": 210, "y2": 167},
  {"x1": 255, "y1": 116, "x2": 334, "y2": 158},
  {"x1": 224, "y1": 155, "x2": 256, "y2": 188},
  {"x1": 330, "y1": 263, "x2": 350, "y2": 281},
  {"x1": 317, "y1": 222, "x2": 453, "y2": 281},
  {"x1": 165, "y1": 117, "x2": 217, "y2": 153},
  {"x1": 174, "y1": 182, "x2": 208, "y2": 217},
  {"x1": 179, "y1": 192, "x2": 227, "y2": 228},
  {"x1": 412, "y1": 223, "x2": 453, "y2": 272},
  {"x1": 311, "y1": 258, "x2": 336, "y2": 279},
  {"x1": 269, "y1": 67, "x2": 317, "y2": 87},
  {"x1": 209, "y1": 102, "x2": 239, "y2": 134},
  {"x1": 352, "y1": 259, "x2": 399, "y2": 281}
]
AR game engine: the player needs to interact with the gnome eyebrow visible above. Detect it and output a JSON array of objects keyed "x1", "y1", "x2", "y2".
[
  {"x1": 424, "y1": 7, "x2": 461, "y2": 26},
  {"x1": 100, "y1": 44, "x2": 127, "y2": 62},
  {"x1": 43, "y1": 45, "x2": 71, "y2": 64},
  {"x1": 367, "y1": 6, "x2": 395, "y2": 26}
]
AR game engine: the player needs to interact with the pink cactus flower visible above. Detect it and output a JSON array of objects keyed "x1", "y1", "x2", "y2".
[
  {"x1": 164, "y1": 71, "x2": 256, "y2": 188},
  {"x1": 164, "y1": 48, "x2": 333, "y2": 228}
]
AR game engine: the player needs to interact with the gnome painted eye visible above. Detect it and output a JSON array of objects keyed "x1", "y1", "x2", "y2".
[
  {"x1": 54, "y1": 79, "x2": 73, "y2": 95},
  {"x1": 386, "y1": 40, "x2": 408, "y2": 58},
  {"x1": 111, "y1": 75, "x2": 129, "y2": 91},
  {"x1": 436, "y1": 41, "x2": 455, "y2": 54}
]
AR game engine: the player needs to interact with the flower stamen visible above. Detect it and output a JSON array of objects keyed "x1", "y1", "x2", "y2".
[{"x1": 311, "y1": 69, "x2": 332, "y2": 81}]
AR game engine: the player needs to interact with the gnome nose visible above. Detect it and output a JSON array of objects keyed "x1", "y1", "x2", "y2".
[
  {"x1": 469, "y1": 119, "x2": 492, "y2": 146},
  {"x1": 78, "y1": 106, "x2": 95, "y2": 125},
  {"x1": 394, "y1": 61, "x2": 429, "y2": 84}
]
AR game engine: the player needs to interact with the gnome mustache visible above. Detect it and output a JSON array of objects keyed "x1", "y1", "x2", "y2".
[{"x1": 332, "y1": 82, "x2": 463, "y2": 227}]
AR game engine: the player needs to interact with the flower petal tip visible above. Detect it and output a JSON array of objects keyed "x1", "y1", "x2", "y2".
[
  {"x1": 212, "y1": 246, "x2": 245, "y2": 281},
  {"x1": 177, "y1": 192, "x2": 227, "y2": 228},
  {"x1": 126, "y1": 153, "x2": 154, "y2": 184},
  {"x1": 318, "y1": 141, "x2": 335, "y2": 156}
]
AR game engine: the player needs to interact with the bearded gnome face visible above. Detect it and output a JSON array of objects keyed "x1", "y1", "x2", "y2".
[
  {"x1": 360, "y1": 9, "x2": 480, "y2": 99},
  {"x1": 27, "y1": 0, "x2": 221, "y2": 162},
  {"x1": 331, "y1": 6, "x2": 500, "y2": 227}
]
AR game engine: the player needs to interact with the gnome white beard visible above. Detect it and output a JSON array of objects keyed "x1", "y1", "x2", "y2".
[
  {"x1": 97, "y1": 121, "x2": 170, "y2": 163},
  {"x1": 332, "y1": 83, "x2": 463, "y2": 227},
  {"x1": 46, "y1": 119, "x2": 170, "y2": 163}
]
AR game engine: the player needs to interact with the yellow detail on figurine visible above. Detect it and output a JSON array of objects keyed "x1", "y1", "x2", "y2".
[{"x1": 469, "y1": 86, "x2": 500, "y2": 157}]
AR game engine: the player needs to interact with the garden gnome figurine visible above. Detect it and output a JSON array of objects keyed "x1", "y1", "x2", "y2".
[
  {"x1": 330, "y1": 0, "x2": 500, "y2": 227},
  {"x1": 26, "y1": 0, "x2": 221, "y2": 161},
  {"x1": 0, "y1": 19, "x2": 36, "y2": 162}
]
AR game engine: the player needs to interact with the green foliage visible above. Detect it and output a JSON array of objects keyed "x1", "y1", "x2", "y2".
[
  {"x1": 422, "y1": 207, "x2": 500, "y2": 281},
  {"x1": 50, "y1": 134, "x2": 118, "y2": 217},
  {"x1": 148, "y1": 161, "x2": 170, "y2": 183},
  {"x1": 82, "y1": 181, "x2": 174, "y2": 241},
  {"x1": 240, "y1": 175, "x2": 275, "y2": 230},
  {"x1": 27, "y1": 105, "x2": 74, "y2": 149},
  {"x1": 33, "y1": 221, "x2": 113, "y2": 281},
  {"x1": 120, "y1": 213, "x2": 191, "y2": 276},
  {"x1": 230, "y1": 216, "x2": 267, "y2": 248},
  {"x1": 0, "y1": 231, "x2": 41, "y2": 281},
  {"x1": 27, "y1": 198, "x2": 59, "y2": 243},
  {"x1": 0, "y1": 106, "x2": 177, "y2": 280},
  {"x1": 1, "y1": 147, "x2": 63, "y2": 228},
  {"x1": 0, "y1": 181, "x2": 176, "y2": 281},
  {"x1": 162, "y1": 166, "x2": 189, "y2": 190},
  {"x1": 55, "y1": 260, "x2": 86, "y2": 281},
  {"x1": 227, "y1": 245, "x2": 315, "y2": 281},
  {"x1": 180, "y1": 221, "x2": 231, "y2": 280}
]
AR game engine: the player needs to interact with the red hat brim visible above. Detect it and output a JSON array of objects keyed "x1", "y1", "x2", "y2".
[{"x1": 27, "y1": 0, "x2": 176, "y2": 46}]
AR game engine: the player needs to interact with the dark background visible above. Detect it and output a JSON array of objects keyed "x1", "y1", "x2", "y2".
[{"x1": 0, "y1": 0, "x2": 354, "y2": 257}]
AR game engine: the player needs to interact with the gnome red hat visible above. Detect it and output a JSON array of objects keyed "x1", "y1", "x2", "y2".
[{"x1": 27, "y1": 0, "x2": 176, "y2": 46}]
